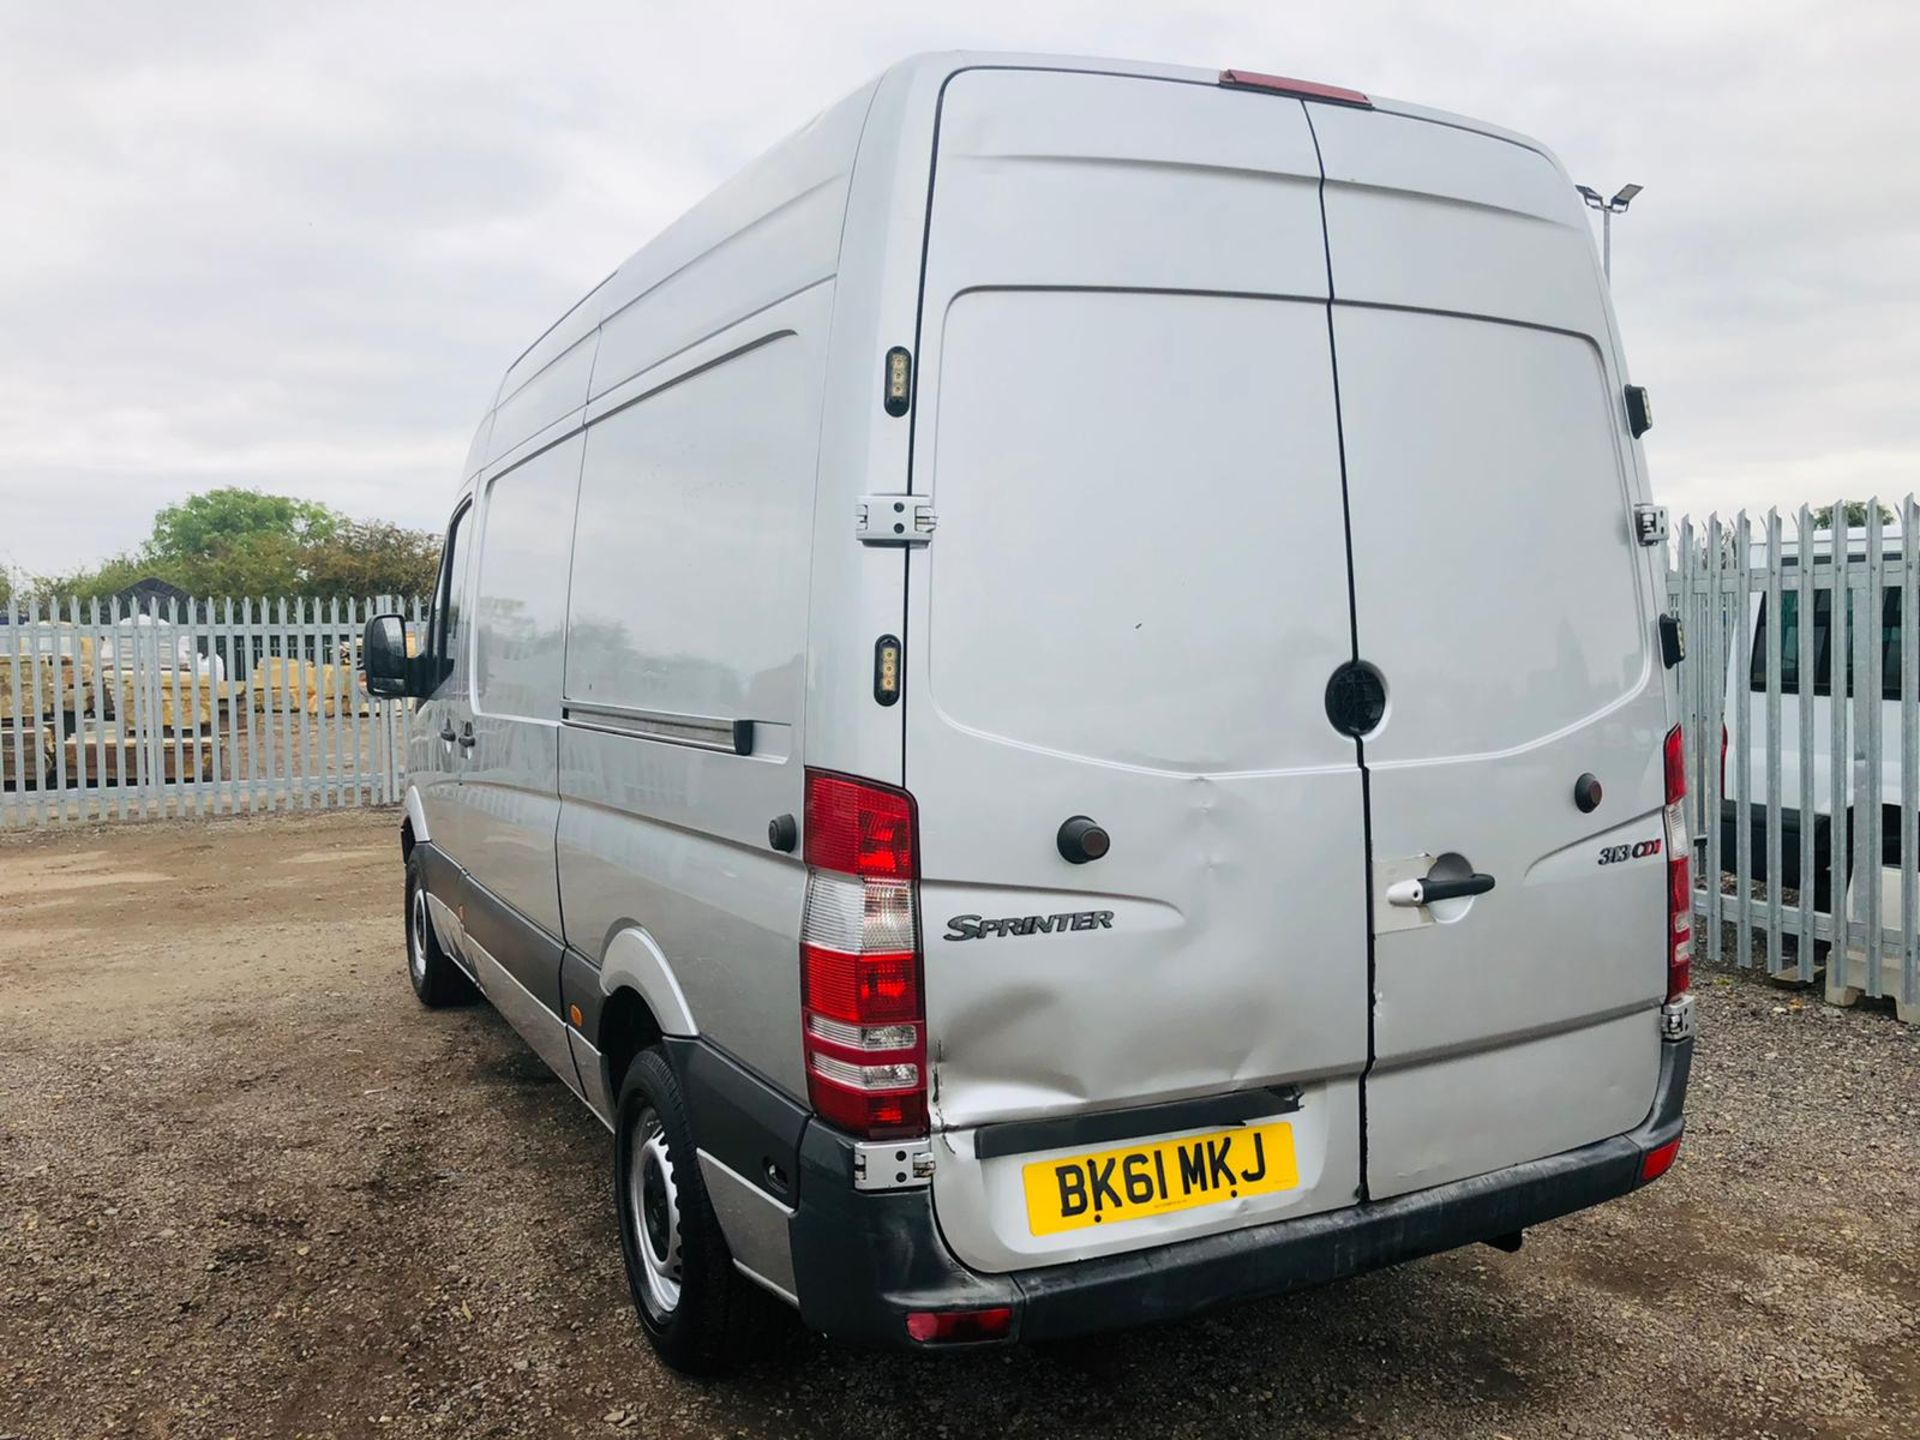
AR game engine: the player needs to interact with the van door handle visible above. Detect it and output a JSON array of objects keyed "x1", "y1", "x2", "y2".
[
  {"x1": 1386, "y1": 873, "x2": 1496, "y2": 907},
  {"x1": 439, "y1": 723, "x2": 458, "y2": 744},
  {"x1": 457, "y1": 722, "x2": 476, "y2": 750}
]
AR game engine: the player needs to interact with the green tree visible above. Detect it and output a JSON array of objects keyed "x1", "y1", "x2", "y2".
[
  {"x1": 173, "y1": 530, "x2": 309, "y2": 597},
  {"x1": 148, "y1": 488, "x2": 341, "y2": 564},
  {"x1": 302, "y1": 521, "x2": 442, "y2": 602},
  {"x1": 25, "y1": 553, "x2": 152, "y2": 604},
  {"x1": 1811, "y1": 500, "x2": 1897, "y2": 529},
  {"x1": 22, "y1": 488, "x2": 440, "y2": 603}
]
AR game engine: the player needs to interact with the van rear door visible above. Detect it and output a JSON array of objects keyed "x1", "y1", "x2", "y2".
[
  {"x1": 1311, "y1": 105, "x2": 1669, "y2": 1199},
  {"x1": 900, "y1": 69, "x2": 1368, "y2": 1273}
]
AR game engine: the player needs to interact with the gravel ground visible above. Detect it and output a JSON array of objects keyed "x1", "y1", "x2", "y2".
[{"x1": 1, "y1": 807, "x2": 1916, "y2": 1440}]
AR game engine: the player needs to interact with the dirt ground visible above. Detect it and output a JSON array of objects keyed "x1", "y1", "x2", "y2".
[{"x1": 2, "y1": 808, "x2": 1917, "y2": 1440}]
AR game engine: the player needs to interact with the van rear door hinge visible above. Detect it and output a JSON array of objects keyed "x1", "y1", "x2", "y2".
[
  {"x1": 856, "y1": 493, "x2": 936, "y2": 546},
  {"x1": 1633, "y1": 503, "x2": 1668, "y2": 546}
]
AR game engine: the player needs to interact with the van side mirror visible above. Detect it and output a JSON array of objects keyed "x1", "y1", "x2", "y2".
[{"x1": 363, "y1": 613, "x2": 413, "y2": 698}]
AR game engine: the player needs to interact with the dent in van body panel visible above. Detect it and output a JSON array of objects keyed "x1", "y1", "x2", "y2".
[
  {"x1": 929, "y1": 1078, "x2": 1360, "y2": 1275},
  {"x1": 900, "y1": 66, "x2": 1369, "y2": 1273}
]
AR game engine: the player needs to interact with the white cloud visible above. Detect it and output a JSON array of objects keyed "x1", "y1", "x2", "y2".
[{"x1": 1, "y1": 0, "x2": 1915, "y2": 572}]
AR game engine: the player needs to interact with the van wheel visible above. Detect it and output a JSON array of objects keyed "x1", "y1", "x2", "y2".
[
  {"x1": 405, "y1": 852, "x2": 473, "y2": 1008},
  {"x1": 614, "y1": 1046, "x2": 775, "y2": 1375}
]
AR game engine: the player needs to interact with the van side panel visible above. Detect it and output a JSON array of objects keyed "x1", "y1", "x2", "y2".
[
  {"x1": 557, "y1": 287, "x2": 836, "y2": 1101},
  {"x1": 541, "y1": 83, "x2": 874, "y2": 1110}
]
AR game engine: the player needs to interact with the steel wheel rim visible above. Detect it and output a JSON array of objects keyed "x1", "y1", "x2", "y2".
[
  {"x1": 409, "y1": 887, "x2": 429, "y2": 983},
  {"x1": 627, "y1": 1106, "x2": 682, "y2": 1320}
]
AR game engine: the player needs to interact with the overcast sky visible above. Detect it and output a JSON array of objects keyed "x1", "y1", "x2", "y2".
[{"x1": 2, "y1": 1, "x2": 1915, "y2": 575}]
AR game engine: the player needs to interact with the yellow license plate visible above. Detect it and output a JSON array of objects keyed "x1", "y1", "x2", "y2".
[{"x1": 1022, "y1": 1122, "x2": 1299, "y2": 1237}]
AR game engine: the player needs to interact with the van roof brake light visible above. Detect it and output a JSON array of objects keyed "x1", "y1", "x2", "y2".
[{"x1": 1219, "y1": 70, "x2": 1372, "y2": 108}]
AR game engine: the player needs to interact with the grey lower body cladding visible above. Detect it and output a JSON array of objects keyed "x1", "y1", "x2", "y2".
[{"x1": 784, "y1": 1040, "x2": 1691, "y2": 1347}]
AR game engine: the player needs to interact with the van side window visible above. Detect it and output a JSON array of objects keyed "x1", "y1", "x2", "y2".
[
  {"x1": 473, "y1": 440, "x2": 580, "y2": 721},
  {"x1": 427, "y1": 504, "x2": 473, "y2": 695},
  {"x1": 1750, "y1": 586, "x2": 1903, "y2": 699}
]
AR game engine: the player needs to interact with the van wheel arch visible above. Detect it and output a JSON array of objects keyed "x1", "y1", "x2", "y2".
[{"x1": 600, "y1": 987, "x2": 665, "y2": 1101}]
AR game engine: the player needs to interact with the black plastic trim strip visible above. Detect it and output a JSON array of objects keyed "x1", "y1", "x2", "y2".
[
  {"x1": 413, "y1": 839, "x2": 462, "y2": 912},
  {"x1": 459, "y1": 873, "x2": 566, "y2": 1019},
  {"x1": 560, "y1": 701, "x2": 754, "y2": 756},
  {"x1": 973, "y1": 1086, "x2": 1302, "y2": 1161},
  {"x1": 665, "y1": 1036, "x2": 810, "y2": 1205}
]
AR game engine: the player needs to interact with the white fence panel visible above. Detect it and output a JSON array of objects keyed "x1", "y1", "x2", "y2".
[
  {"x1": 0, "y1": 595, "x2": 420, "y2": 827},
  {"x1": 1668, "y1": 501, "x2": 1918, "y2": 1023}
]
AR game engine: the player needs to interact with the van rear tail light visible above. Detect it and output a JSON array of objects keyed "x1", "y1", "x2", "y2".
[
  {"x1": 1663, "y1": 725, "x2": 1692, "y2": 1002},
  {"x1": 805, "y1": 771, "x2": 915, "y2": 877},
  {"x1": 800, "y1": 771, "x2": 927, "y2": 1139}
]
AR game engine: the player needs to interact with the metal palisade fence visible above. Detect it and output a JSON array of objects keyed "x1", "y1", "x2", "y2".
[
  {"x1": 0, "y1": 595, "x2": 423, "y2": 825},
  {"x1": 1668, "y1": 499, "x2": 1918, "y2": 1023}
]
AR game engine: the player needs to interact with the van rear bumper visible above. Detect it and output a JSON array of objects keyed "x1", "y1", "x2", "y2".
[{"x1": 787, "y1": 1036, "x2": 1691, "y2": 1347}]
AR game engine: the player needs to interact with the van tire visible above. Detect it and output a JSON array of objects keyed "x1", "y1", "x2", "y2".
[
  {"x1": 614, "y1": 1046, "x2": 775, "y2": 1375},
  {"x1": 405, "y1": 852, "x2": 474, "y2": 1008}
]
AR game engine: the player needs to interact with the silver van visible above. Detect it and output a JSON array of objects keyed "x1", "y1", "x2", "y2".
[{"x1": 362, "y1": 52, "x2": 1694, "y2": 1373}]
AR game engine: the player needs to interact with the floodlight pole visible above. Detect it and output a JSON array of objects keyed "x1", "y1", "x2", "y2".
[{"x1": 1576, "y1": 183, "x2": 1642, "y2": 282}]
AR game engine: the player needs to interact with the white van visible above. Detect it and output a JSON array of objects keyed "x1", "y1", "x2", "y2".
[
  {"x1": 362, "y1": 52, "x2": 1693, "y2": 1373},
  {"x1": 1719, "y1": 527, "x2": 1914, "y2": 1017}
]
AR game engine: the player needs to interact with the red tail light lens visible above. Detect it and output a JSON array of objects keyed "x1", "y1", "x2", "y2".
[
  {"x1": 905, "y1": 1307, "x2": 1014, "y2": 1344},
  {"x1": 801, "y1": 944, "x2": 919, "y2": 1026},
  {"x1": 1639, "y1": 1135, "x2": 1682, "y2": 1185},
  {"x1": 805, "y1": 771, "x2": 915, "y2": 877},
  {"x1": 800, "y1": 771, "x2": 927, "y2": 1139},
  {"x1": 1663, "y1": 725, "x2": 1692, "y2": 1002}
]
